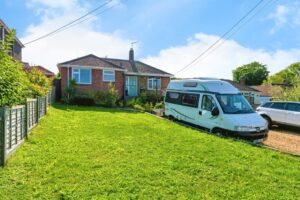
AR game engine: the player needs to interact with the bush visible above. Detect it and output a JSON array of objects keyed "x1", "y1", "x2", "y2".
[
  {"x1": 125, "y1": 92, "x2": 164, "y2": 112},
  {"x1": 271, "y1": 76, "x2": 300, "y2": 101},
  {"x1": 26, "y1": 68, "x2": 52, "y2": 97},
  {"x1": 70, "y1": 96, "x2": 95, "y2": 106},
  {"x1": 64, "y1": 79, "x2": 77, "y2": 103},
  {"x1": 140, "y1": 91, "x2": 163, "y2": 104},
  {"x1": 0, "y1": 29, "x2": 29, "y2": 107},
  {"x1": 94, "y1": 83, "x2": 119, "y2": 107}
]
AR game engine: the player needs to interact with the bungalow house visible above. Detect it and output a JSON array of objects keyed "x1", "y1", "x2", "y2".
[
  {"x1": 250, "y1": 85, "x2": 272, "y2": 103},
  {"x1": 0, "y1": 19, "x2": 24, "y2": 61},
  {"x1": 58, "y1": 48, "x2": 173, "y2": 99},
  {"x1": 221, "y1": 79, "x2": 262, "y2": 106}
]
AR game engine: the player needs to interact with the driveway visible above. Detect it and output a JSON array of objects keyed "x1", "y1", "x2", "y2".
[{"x1": 263, "y1": 126, "x2": 300, "y2": 155}]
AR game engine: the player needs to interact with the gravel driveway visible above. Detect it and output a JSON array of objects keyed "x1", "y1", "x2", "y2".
[{"x1": 263, "y1": 126, "x2": 300, "y2": 156}]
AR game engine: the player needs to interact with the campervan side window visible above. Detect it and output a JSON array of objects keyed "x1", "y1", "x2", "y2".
[
  {"x1": 202, "y1": 95, "x2": 216, "y2": 111},
  {"x1": 182, "y1": 94, "x2": 198, "y2": 108},
  {"x1": 165, "y1": 92, "x2": 181, "y2": 104}
]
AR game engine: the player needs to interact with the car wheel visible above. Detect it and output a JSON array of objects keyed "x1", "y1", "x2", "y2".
[
  {"x1": 213, "y1": 128, "x2": 226, "y2": 137},
  {"x1": 262, "y1": 115, "x2": 272, "y2": 129},
  {"x1": 168, "y1": 115, "x2": 176, "y2": 121}
]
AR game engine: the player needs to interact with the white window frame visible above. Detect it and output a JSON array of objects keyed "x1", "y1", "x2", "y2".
[
  {"x1": 72, "y1": 68, "x2": 92, "y2": 85},
  {"x1": 103, "y1": 69, "x2": 115, "y2": 82},
  {"x1": 147, "y1": 77, "x2": 161, "y2": 90}
]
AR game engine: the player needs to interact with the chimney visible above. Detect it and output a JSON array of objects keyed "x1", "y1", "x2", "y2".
[
  {"x1": 239, "y1": 77, "x2": 246, "y2": 85},
  {"x1": 129, "y1": 48, "x2": 134, "y2": 61}
]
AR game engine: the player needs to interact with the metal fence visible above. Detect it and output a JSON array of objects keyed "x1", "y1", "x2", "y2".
[{"x1": 0, "y1": 90, "x2": 55, "y2": 166}]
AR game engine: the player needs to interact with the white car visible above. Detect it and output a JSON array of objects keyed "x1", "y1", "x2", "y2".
[{"x1": 256, "y1": 101, "x2": 300, "y2": 128}]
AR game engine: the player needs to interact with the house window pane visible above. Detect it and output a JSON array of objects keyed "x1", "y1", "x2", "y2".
[
  {"x1": 73, "y1": 73, "x2": 79, "y2": 83},
  {"x1": 80, "y1": 69, "x2": 91, "y2": 84},
  {"x1": 72, "y1": 68, "x2": 91, "y2": 84},
  {"x1": 103, "y1": 70, "x2": 115, "y2": 82},
  {"x1": 148, "y1": 79, "x2": 153, "y2": 89},
  {"x1": 148, "y1": 78, "x2": 161, "y2": 90}
]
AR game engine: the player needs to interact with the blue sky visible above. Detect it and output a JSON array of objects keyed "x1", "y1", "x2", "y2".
[{"x1": 1, "y1": 0, "x2": 300, "y2": 78}]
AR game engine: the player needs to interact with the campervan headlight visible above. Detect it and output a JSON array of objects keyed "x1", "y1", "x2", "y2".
[{"x1": 234, "y1": 126, "x2": 255, "y2": 132}]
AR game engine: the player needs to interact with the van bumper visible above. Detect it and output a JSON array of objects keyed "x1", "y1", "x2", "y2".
[{"x1": 227, "y1": 129, "x2": 268, "y2": 140}]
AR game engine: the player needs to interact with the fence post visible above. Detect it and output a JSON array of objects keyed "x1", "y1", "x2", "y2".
[
  {"x1": 0, "y1": 108, "x2": 7, "y2": 166},
  {"x1": 45, "y1": 96, "x2": 47, "y2": 115},
  {"x1": 24, "y1": 101, "x2": 29, "y2": 139},
  {"x1": 36, "y1": 97, "x2": 40, "y2": 123}
]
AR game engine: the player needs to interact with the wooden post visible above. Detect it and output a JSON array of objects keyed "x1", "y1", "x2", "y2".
[
  {"x1": 36, "y1": 97, "x2": 40, "y2": 123},
  {"x1": 45, "y1": 96, "x2": 47, "y2": 115},
  {"x1": 25, "y1": 101, "x2": 29, "y2": 139},
  {"x1": 15, "y1": 108, "x2": 18, "y2": 145},
  {"x1": 0, "y1": 108, "x2": 7, "y2": 166},
  {"x1": 9, "y1": 109, "x2": 12, "y2": 149}
]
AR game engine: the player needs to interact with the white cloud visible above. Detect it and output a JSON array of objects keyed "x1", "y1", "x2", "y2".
[
  {"x1": 21, "y1": 0, "x2": 131, "y2": 73},
  {"x1": 142, "y1": 33, "x2": 300, "y2": 79},
  {"x1": 267, "y1": 2, "x2": 300, "y2": 34}
]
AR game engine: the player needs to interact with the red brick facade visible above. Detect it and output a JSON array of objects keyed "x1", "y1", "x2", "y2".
[
  {"x1": 60, "y1": 67, "x2": 124, "y2": 98},
  {"x1": 60, "y1": 67, "x2": 171, "y2": 99}
]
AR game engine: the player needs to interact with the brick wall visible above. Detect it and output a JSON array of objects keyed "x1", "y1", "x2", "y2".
[{"x1": 60, "y1": 67, "x2": 124, "y2": 98}]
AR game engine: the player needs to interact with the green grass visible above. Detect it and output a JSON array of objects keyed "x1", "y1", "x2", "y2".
[{"x1": 0, "y1": 104, "x2": 299, "y2": 199}]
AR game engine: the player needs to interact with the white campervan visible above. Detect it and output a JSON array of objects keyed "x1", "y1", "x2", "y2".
[{"x1": 164, "y1": 79, "x2": 268, "y2": 140}]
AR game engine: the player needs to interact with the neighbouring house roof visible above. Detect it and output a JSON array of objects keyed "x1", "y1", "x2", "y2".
[
  {"x1": 58, "y1": 54, "x2": 173, "y2": 77},
  {"x1": 221, "y1": 79, "x2": 260, "y2": 92},
  {"x1": 23, "y1": 62, "x2": 30, "y2": 69},
  {"x1": 0, "y1": 19, "x2": 24, "y2": 48},
  {"x1": 58, "y1": 54, "x2": 125, "y2": 71},
  {"x1": 32, "y1": 66, "x2": 55, "y2": 77},
  {"x1": 23, "y1": 63, "x2": 55, "y2": 78},
  {"x1": 250, "y1": 85, "x2": 272, "y2": 97}
]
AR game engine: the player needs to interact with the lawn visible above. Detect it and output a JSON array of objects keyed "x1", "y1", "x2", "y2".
[{"x1": 0, "y1": 104, "x2": 299, "y2": 199}]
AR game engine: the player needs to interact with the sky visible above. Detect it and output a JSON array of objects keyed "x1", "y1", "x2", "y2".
[{"x1": 1, "y1": 0, "x2": 300, "y2": 79}]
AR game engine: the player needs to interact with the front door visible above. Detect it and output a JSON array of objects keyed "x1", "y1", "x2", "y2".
[{"x1": 126, "y1": 76, "x2": 138, "y2": 97}]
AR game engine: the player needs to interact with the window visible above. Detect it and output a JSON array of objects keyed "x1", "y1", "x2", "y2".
[
  {"x1": 103, "y1": 70, "x2": 115, "y2": 82},
  {"x1": 202, "y1": 95, "x2": 217, "y2": 111},
  {"x1": 261, "y1": 102, "x2": 272, "y2": 108},
  {"x1": 270, "y1": 102, "x2": 286, "y2": 110},
  {"x1": 165, "y1": 92, "x2": 181, "y2": 104},
  {"x1": 72, "y1": 68, "x2": 91, "y2": 84},
  {"x1": 182, "y1": 94, "x2": 199, "y2": 107},
  {"x1": 216, "y1": 94, "x2": 253, "y2": 114},
  {"x1": 148, "y1": 77, "x2": 161, "y2": 90},
  {"x1": 286, "y1": 103, "x2": 300, "y2": 112}
]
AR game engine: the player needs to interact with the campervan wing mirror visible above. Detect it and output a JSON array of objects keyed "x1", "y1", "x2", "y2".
[{"x1": 211, "y1": 106, "x2": 219, "y2": 116}]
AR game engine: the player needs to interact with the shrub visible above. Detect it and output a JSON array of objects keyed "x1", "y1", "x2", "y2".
[
  {"x1": 133, "y1": 104, "x2": 145, "y2": 111},
  {"x1": 64, "y1": 79, "x2": 77, "y2": 103},
  {"x1": 94, "y1": 83, "x2": 119, "y2": 107},
  {"x1": 70, "y1": 96, "x2": 95, "y2": 106},
  {"x1": 0, "y1": 29, "x2": 29, "y2": 107},
  {"x1": 140, "y1": 91, "x2": 163, "y2": 104},
  {"x1": 26, "y1": 68, "x2": 51, "y2": 97}
]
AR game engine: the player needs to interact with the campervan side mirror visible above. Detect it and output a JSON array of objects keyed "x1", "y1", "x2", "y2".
[{"x1": 211, "y1": 106, "x2": 219, "y2": 116}]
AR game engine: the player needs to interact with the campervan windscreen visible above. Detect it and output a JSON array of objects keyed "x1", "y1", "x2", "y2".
[{"x1": 216, "y1": 94, "x2": 254, "y2": 114}]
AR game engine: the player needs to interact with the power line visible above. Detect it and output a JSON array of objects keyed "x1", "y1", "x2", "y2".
[
  {"x1": 174, "y1": 0, "x2": 266, "y2": 75},
  {"x1": 53, "y1": 3, "x2": 120, "y2": 35},
  {"x1": 182, "y1": 0, "x2": 277, "y2": 71},
  {"x1": 24, "y1": 0, "x2": 112, "y2": 46}
]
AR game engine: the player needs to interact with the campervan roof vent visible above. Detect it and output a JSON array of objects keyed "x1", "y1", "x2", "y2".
[{"x1": 183, "y1": 82, "x2": 198, "y2": 87}]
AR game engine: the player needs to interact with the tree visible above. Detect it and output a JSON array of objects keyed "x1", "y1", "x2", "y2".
[
  {"x1": 271, "y1": 75, "x2": 300, "y2": 101},
  {"x1": 232, "y1": 62, "x2": 269, "y2": 85},
  {"x1": 0, "y1": 28, "x2": 30, "y2": 107},
  {"x1": 266, "y1": 62, "x2": 300, "y2": 85}
]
